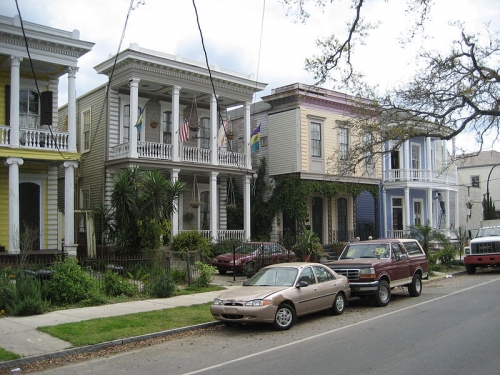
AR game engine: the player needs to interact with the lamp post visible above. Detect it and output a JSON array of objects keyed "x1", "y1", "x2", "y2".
[{"x1": 486, "y1": 164, "x2": 500, "y2": 220}]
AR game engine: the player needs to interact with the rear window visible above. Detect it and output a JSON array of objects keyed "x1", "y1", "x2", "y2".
[{"x1": 402, "y1": 241, "x2": 424, "y2": 256}]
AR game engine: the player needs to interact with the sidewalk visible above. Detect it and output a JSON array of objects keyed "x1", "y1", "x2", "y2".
[{"x1": 0, "y1": 274, "x2": 247, "y2": 370}]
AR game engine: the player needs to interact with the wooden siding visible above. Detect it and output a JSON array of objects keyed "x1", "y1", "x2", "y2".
[
  {"x1": 46, "y1": 166, "x2": 59, "y2": 249},
  {"x1": 268, "y1": 108, "x2": 299, "y2": 176}
]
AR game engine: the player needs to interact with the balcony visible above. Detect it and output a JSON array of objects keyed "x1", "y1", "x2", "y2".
[
  {"x1": 0, "y1": 126, "x2": 69, "y2": 151},
  {"x1": 384, "y1": 169, "x2": 457, "y2": 184},
  {"x1": 110, "y1": 141, "x2": 246, "y2": 168}
]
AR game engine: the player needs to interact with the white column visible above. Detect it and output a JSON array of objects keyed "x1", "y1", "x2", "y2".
[
  {"x1": 244, "y1": 174, "x2": 251, "y2": 240},
  {"x1": 10, "y1": 56, "x2": 22, "y2": 147},
  {"x1": 382, "y1": 187, "x2": 387, "y2": 238},
  {"x1": 171, "y1": 168, "x2": 180, "y2": 237},
  {"x1": 67, "y1": 67, "x2": 78, "y2": 152},
  {"x1": 5, "y1": 157, "x2": 24, "y2": 253},
  {"x1": 404, "y1": 186, "x2": 410, "y2": 230},
  {"x1": 172, "y1": 85, "x2": 180, "y2": 162},
  {"x1": 444, "y1": 190, "x2": 450, "y2": 229},
  {"x1": 210, "y1": 94, "x2": 218, "y2": 165},
  {"x1": 64, "y1": 161, "x2": 78, "y2": 257},
  {"x1": 426, "y1": 137, "x2": 432, "y2": 181},
  {"x1": 129, "y1": 78, "x2": 140, "y2": 158},
  {"x1": 404, "y1": 140, "x2": 410, "y2": 180},
  {"x1": 427, "y1": 188, "x2": 434, "y2": 228},
  {"x1": 210, "y1": 171, "x2": 218, "y2": 241},
  {"x1": 244, "y1": 102, "x2": 252, "y2": 169}
]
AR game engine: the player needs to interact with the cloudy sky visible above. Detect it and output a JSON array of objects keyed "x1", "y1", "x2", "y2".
[{"x1": 2, "y1": 0, "x2": 499, "y2": 151}]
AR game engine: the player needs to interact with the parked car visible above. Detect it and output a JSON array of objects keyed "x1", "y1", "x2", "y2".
[
  {"x1": 210, "y1": 262, "x2": 351, "y2": 330},
  {"x1": 211, "y1": 242, "x2": 295, "y2": 275},
  {"x1": 326, "y1": 239, "x2": 429, "y2": 307}
]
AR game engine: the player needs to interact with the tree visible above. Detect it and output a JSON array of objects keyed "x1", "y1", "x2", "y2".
[
  {"x1": 482, "y1": 195, "x2": 496, "y2": 220},
  {"x1": 408, "y1": 223, "x2": 448, "y2": 256},
  {"x1": 281, "y1": 0, "x2": 500, "y2": 173}
]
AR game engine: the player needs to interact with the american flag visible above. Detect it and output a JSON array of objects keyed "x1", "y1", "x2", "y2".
[{"x1": 179, "y1": 116, "x2": 190, "y2": 142}]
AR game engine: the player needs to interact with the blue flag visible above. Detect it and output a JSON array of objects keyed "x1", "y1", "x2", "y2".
[
  {"x1": 250, "y1": 124, "x2": 260, "y2": 153},
  {"x1": 135, "y1": 105, "x2": 146, "y2": 133}
]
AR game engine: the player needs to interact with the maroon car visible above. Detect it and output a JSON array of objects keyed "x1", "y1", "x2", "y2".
[{"x1": 212, "y1": 242, "x2": 295, "y2": 275}]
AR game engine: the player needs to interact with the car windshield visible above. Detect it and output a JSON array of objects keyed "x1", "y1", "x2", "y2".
[
  {"x1": 340, "y1": 244, "x2": 390, "y2": 259},
  {"x1": 236, "y1": 243, "x2": 259, "y2": 255},
  {"x1": 476, "y1": 227, "x2": 500, "y2": 238},
  {"x1": 244, "y1": 267, "x2": 298, "y2": 287}
]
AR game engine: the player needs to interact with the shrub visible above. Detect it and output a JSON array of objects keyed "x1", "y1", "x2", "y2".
[
  {"x1": 103, "y1": 270, "x2": 137, "y2": 297},
  {"x1": 169, "y1": 268, "x2": 187, "y2": 284},
  {"x1": 42, "y1": 259, "x2": 98, "y2": 305},
  {"x1": 211, "y1": 238, "x2": 243, "y2": 257},
  {"x1": 147, "y1": 271, "x2": 176, "y2": 298},
  {"x1": 6, "y1": 274, "x2": 48, "y2": 316},
  {"x1": 0, "y1": 268, "x2": 15, "y2": 311},
  {"x1": 194, "y1": 261, "x2": 217, "y2": 287},
  {"x1": 438, "y1": 245, "x2": 457, "y2": 267},
  {"x1": 170, "y1": 231, "x2": 212, "y2": 260}
]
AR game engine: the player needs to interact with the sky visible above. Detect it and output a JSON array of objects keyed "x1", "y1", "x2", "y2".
[{"x1": 2, "y1": 0, "x2": 499, "y2": 152}]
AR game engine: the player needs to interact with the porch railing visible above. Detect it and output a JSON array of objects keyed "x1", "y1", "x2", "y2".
[
  {"x1": 138, "y1": 141, "x2": 171, "y2": 159},
  {"x1": 384, "y1": 169, "x2": 457, "y2": 184},
  {"x1": 180, "y1": 146, "x2": 211, "y2": 164},
  {"x1": 178, "y1": 229, "x2": 246, "y2": 241},
  {"x1": 386, "y1": 230, "x2": 406, "y2": 238},
  {"x1": 0, "y1": 126, "x2": 69, "y2": 151}
]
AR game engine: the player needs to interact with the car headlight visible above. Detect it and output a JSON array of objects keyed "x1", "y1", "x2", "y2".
[
  {"x1": 245, "y1": 299, "x2": 273, "y2": 307},
  {"x1": 464, "y1": 246, "x2": 470, "y2": 255},
  {"x1": 233, "y1": 260, "x2": 241, "y2": 265},
  {"x1": 359, "y1": 267, "x2": 376, "y2": 280},
  {"x1": 213, "y1": 298, "x2": 223, "y2": 305}
]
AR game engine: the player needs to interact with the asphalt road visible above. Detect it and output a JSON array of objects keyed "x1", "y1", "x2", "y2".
[{"x1": 32, "y1": 269, "x2": 500, "y2": 375}]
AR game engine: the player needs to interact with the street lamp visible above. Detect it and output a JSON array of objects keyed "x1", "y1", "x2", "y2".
[{"x1": 486, "y1": 164, "x2": 500, "y2": 220}]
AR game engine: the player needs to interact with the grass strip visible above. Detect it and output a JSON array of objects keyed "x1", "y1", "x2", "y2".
[
  {"x1": 0, "y1": 348, "x2": 21, "y2": 362},
  {"x1": 38, "y1": 303, "x2": 214, "y2": 346}
]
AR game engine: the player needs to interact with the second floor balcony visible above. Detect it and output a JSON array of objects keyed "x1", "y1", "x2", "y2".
[
  {"x1": 0, "y1": 126, "x2": 69, "y2": 151},
  {"x1": 384, "y1": 168, "x2": 457, "y2": 185}
]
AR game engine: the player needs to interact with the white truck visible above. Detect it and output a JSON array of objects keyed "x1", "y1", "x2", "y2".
[{"x1": 464, "y1": 220, "x2": 500, "y2": 274}]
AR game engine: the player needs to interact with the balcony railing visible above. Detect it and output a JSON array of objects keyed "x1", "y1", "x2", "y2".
[
  {"x1": 110, "y1": 141, "x2": 245, "y2": 168},
  {"x1": 178, "y1": 229, "x2": 246, "y2": 241},
  {"x1": 0, "y1": 126, "x2": 69, "y2": 151},
  {"x1": 386, "y1": 230, "x2": 407, "y2": 239},
  {"x1": 384, "y1": 169, "x2": 457, "y2": 184}
]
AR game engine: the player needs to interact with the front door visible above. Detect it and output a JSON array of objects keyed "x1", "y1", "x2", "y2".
[
  {"x1": 337, "y1": 198, "x2": 348, "y2": 242},
  {"x1": 312, "y1": 197, "x2": 323, "y2": 243},
  {"x1": 19, "y1": 182, "x2": 40, "y2": 250}
]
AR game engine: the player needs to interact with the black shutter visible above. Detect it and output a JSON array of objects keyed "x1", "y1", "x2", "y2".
[
  {"x1": 40, "y1": 91, "x2": 53, "y2": 125},
  {"x1": 5, "y1": 85, "x2": 10, "y2": 125}
]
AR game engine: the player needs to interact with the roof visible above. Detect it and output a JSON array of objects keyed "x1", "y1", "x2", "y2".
[{"x1": 457, "y1": 150, "x2": 500, "y2": 169}]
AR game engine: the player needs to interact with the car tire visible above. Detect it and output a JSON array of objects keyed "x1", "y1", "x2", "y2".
[
  {"x1": 373, "y1": 280, "x2": 391, "y2": 307},
  {"x1": 408, "y1": 273, "x2": 422, "y2": 297},
  {"x1": 329, "y1": 293, "x2": 346, "y2": 315},
  {"x1": 218, "y1": 269, "x2": 227, "y2": 275},
  {"x1": 465, "y1": 264, "x2": 476, "y2": 274},
  {"x1": 273, "y1": 303, "x2": 296, "y2": 330}
]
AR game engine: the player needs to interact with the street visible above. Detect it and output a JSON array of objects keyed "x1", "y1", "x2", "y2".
[{"x1": 33, "y1": 269, "x2": 500, "y2": 375}]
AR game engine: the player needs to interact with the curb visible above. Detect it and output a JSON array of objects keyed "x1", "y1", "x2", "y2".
[{"x1": 0, "y1": 321, "x2": 221, "y2": 371}]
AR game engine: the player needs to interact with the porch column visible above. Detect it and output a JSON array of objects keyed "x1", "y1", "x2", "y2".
[
  {"x1": 64, "y1": 161, "x2": 78, "y2": 257},
  {"x1": 444, "y1": 190, "x2": 450, "y2": 229},
  {"x1": 404, "y1": 186, "x2": 410, "y2": 230},
  {"x1": 5, "y1": 157, "x2": 23, "y2": 253},
  {"x1": 67, "y1": 67, "x2": 78, "y2": 152},
  {"x1": 244, "y1": 174, "x2": 251, "y2": 240},
  {"x1": 244, "y1": 102, "x2": 252, "y2": 169},
  {"x1": 129, "y1": 78, "x2": 140, "y2": 158},
  {"x1": 404, "y1": 140, "x2": 410, "y2": 180},
  {"x1": 382, "y1": 187, "x2": 387, "y2": 238},
  {"x1": 210, "y1": 94, "x2": 218, "y2": 165},
  {"x1": 426, "y1": 137, "x2": 432, "y2": 171},
  {"x1": 427, "y1": 188, "x2": 434, "y2": 228},
  {"x1": 172, "y1": 85, "x2": 180, "y2": 162},
  {"x1": 210, "y1": 172, "x2": 218, "y2": 241},
  {"x1": 9, "y1": 56, "x2": 22, "y2": 147},
  {"x1": 171, "y1": 168, "x2": 180, "y2": 237}
]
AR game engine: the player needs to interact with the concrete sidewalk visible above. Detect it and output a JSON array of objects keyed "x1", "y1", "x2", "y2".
[{"x1": 0, "y1": 274, "x2": 247, "y2": 370}]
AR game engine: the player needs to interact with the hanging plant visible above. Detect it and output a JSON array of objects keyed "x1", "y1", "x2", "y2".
[{"x1": 190, "y1": 173, "x2": 202, "y2": 208}]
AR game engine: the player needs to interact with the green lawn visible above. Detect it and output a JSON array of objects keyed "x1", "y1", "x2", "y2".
[
  {"x1": 38, "y1": 303, "x2": 215, "y2": 346},
  {"x1": 0, "y1": 348, "x2": 21, "y2": 362}
]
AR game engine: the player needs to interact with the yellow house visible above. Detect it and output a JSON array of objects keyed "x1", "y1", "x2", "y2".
[{"x1": 0, "y1": 15, "x2": 93, "y2": 254}]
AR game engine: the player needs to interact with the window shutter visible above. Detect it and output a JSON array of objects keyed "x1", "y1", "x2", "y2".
[
  {"x1": 5, "y1": 85, "x2": 10, "y2": 125},
  {"x1": 40, "y1": 91, "x2": 53, "y2": 125}
]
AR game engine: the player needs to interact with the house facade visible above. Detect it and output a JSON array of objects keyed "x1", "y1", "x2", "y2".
[
  {"x1": 381, "y1": 136, "x2": 459, "y2": 238},
  {"x1": 66, "y1": 43, "x2": 266, "y2": 254},
  {"x1": 230, "y1": 83, "x2": 381, "y2": 245},
  {"x1": 0, "y1": 15, "x2": 93, "y2": 255}
]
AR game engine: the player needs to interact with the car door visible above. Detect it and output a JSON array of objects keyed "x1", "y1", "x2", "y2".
[
  {"x1": 294, "y1": 266, "x2": 320, "y2": 315},
  {"x1": 388, "y1": 243, "x2": 411, "y2": 282},
  {"x1": 311, "y1": 265, "x2": 338, "y2": 310}
]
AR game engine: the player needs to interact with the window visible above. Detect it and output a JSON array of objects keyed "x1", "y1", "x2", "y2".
[
  {"x1": 364, "y1": 133, "x2": 374, "y2": 165},
  {"x1": 200, "y1": 117, "x2": 210, "y2": 149},
  {"x1": 200, "y1": 191, "x2": 210, "y2": 230},
  {"x1": 313, "y1": 265, "x2": 334, "y2": 283},
  {"x1": 19, "y1": 89, "x2": 39, "y2": 129},
  {"x1": 414, "y1": 200, "x2": 422, "y2": 225},
  {"x1": 80, "y1": 188, "x2": 90, "y2": 209},
  {"x1": 402, "y1": 241, "x2": 425, "y2": 256},
  {"x1": 123, "y1": 105, "x2": 130, "y2": 143},
  {"x1": 260, "y1": 136, "x2": 268, "y2": 147},
  {"x1": 82, "y1": 108, "x2": 91, "y2": 152},
  {"x1": 163, "y1": 111, "x2": 172, "y2": 144},
  {"x1": 298, "y1": 267, "x2": 316, "y2": 285},
  {"x1": 339, "y1": 127, "x2": 349, "y2": 160},
  {"x1": 311, "y1": 122, "x2": 321, "y2": 157},
  {"x1": 471, "y1": 176, "x2": 480, "y2": 187}
]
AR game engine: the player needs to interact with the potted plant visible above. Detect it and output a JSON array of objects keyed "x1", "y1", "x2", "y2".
[
  {"x1": 292, "y1": 224, "x2": 326, "y2": 262},
  {"x1": 183, "y1": 212, "x2": 195, "y2": 224},
  {"x1": 226, "y1": 131, "x2": 235, "y2": 141}
]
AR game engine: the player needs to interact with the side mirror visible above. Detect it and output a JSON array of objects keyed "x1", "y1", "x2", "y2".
[
  {"x1": 296, "y1": 281, "x2": 308, "y2": 288},
  {"x1": 397, "y1": 253, "x2": 408, "y2": 261}
]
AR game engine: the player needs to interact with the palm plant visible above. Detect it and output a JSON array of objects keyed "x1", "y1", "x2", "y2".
[{"x1": 408, "y1": 223, "x2": 448, "y2": 255}]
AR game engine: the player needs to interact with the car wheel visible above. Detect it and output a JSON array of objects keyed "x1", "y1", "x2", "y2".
[
  {"x1": 218, "y1": 269, "x2": 227, "y2": 275},
  {"x1": 329, "y1": 293, "x2": 346, "y2": 315},
  {"x1": 273, "y1": 303, "x2": 296, "y2": 330},
  {"x1": 373, "y1": 280, "x2": 391, "y2": 307},
  {"x1": 465, "y1": 264, "x2": 476, "y2": 274},
  {"x1": 408, "y1": 273, "x2": 422, "y2": 297}
]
